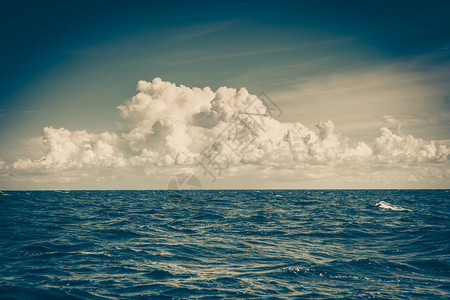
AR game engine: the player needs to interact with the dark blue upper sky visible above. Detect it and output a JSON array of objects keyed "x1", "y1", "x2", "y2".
[{"x1": 2, "y1": 0, "x2": 449, "y2": 101}]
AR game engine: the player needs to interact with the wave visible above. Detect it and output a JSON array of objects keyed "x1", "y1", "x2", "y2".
[{"x1": 375, "y1": 201, "x2": 411, "y2": 211}]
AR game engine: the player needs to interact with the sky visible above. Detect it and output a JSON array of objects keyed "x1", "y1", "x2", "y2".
[{"x1": 0, "y1": 0, "x2": 449, "y2": 189}]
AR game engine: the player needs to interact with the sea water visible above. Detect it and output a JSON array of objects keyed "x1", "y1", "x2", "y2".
[{"x1": 0, "y1": 190, "x2": 449, "y2": 299}]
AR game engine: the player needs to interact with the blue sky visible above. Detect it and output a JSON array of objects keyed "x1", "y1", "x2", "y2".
[{"x1": 1, "y1": 0, "x2": 449, "y2": 189}]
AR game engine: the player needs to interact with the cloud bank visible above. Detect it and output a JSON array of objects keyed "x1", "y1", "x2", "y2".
[{"x1": 2, "y1": 78, "x2": 449, "y2": 188}]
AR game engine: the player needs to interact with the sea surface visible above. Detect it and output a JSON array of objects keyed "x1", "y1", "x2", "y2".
[{"x1": 0, "y1": 190, "x2": 449, "y2": 299}]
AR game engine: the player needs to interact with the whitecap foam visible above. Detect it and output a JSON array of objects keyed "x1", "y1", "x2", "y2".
[{"x1": 375, "y1": 201, "x2": 411, "y2": 211}]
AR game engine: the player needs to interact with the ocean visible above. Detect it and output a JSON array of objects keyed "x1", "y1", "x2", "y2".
[{"x1": 0, "y1": 190, "x2": 449, "y2": 299}]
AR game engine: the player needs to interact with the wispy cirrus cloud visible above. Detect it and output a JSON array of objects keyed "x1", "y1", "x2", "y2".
[
  {"x1": 0, "y1": 109, "x2": 47, "y2": 117},
  {"x1": 166, "y1": 37, "x2": 354, "y2": 66}
]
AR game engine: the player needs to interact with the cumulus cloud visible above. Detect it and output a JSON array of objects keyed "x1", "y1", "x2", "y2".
[
  {"x1": 3, "y1": 78, "x2": 449, "y2": 187},
  {"x1": 13, "y1": 127, "x2": 126, "y2": 170},
  {"x1": 373, "y1": 127, "x2": 448, "y2": 163}
]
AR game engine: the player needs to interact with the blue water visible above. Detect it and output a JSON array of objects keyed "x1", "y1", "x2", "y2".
[{"x1": 0, "y1": 190, "x2": 449, "y2": 299}]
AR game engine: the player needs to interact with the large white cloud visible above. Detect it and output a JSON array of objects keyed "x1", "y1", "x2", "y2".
[
  {"x1": 12, "y1": 127, "x2": 126, "y2": 170},
  {"x1": 373, "y1": 127, "x2": 448, "y2": 163},
  {"x1": 2, "y1": 78, "x2": 449, "y2": 187}
]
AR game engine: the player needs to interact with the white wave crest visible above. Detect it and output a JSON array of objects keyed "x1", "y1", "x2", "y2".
[{"x1": 375, "y1": 201, "x2": 411, "y2": 211}]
